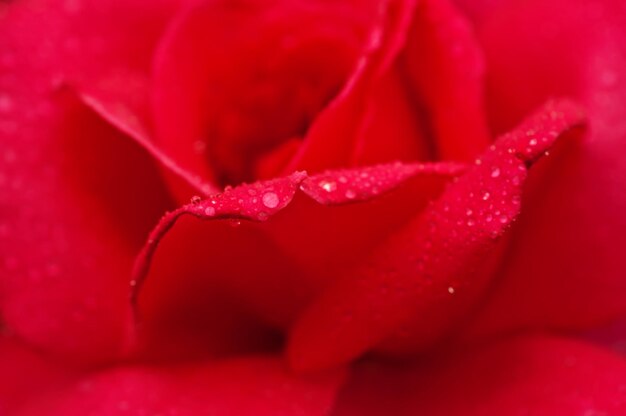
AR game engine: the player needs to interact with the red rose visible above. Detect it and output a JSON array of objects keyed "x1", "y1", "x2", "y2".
[{"x1": 2, "y1": 0, "x2": 626, "y2": 414}]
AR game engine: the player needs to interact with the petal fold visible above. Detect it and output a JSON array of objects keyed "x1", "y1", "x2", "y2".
[
  {"x1": 287, "y1": 100, "x2": 585, "y2": 371},
  {"x1": 130, "y1": 162, "x2": 462, "y2": 360},
  {"x1": 16, "y1": 356, "x2": 345, "y2": 416},
  {"x1": 333, "y1": 335, "x2": 626, "y2": 416}
]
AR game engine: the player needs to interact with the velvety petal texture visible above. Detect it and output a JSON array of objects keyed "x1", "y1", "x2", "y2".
[
  {"x1": 2, "y1": 0, "x2": 625, "y2": 414},
  {"x1": 0, "y1": 0, "x2": 186, "y2": 362},
  {"x1": 151, "y1": 0, "x2": 379, "y2": 187},
  {"x1": 288, "y1": 100, "x2": 584, "y2": 371},
  {"x1": 16, "y1": 357, "x2": 345, "y2": 416},
  {"x1": 0, "y1": 335, "x2": 77, "y2": 414},
  {"x1": 130, "y1": 162, "x2": 463, "y2": 360},
  {"x1": 455, "y1": 0, "x2": 626, "y2": 341},
  {"x1": 333, "y1": 335, "x2": 626, "y2": 415}
]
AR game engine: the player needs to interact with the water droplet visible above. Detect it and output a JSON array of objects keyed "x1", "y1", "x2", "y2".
[
  {"x1": 491, "y1": 168, "x2": 501, "y2": 178},
  {"x1": 345, "y1": 189, "x2": 356, "y2": 199},
  {"x1": 448, "y1": 286, "x2": 455, "y2": 294},
  {"x1": 190, "y1": 195, "x2": 202, "y2": 204},
  {"x1": 466, "y1": 209, "x2": 473, "y2": 216},
  {"x1": 529, "y1": 138, "x2": 538, "y2": 146},
  {"x1": 319, "y1": 180, "x2": 336, "y2": 192},
  {"x1": 338, "y1": 176, "x2": 348, "y2": 184},
  {"x1": 499, "y1": 215, "x2": 508, "y2": 224},
  {"x1": 482, "y1": 191, "x2": 490, "y2": 201},
  {"x1": 204, "y1": 206, "x2": 216, "y2": 216},
  {"x1": 262, "y1": 192, "x2": 279, "y2": 208},
  {"x1": 485, "y1": 214, "x2": 493, "y2": 223}
]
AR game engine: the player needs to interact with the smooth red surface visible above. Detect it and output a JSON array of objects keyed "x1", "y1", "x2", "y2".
[
  {"x1": 2, "y1": 0, "x2": 626, "y2": 414},
  {"x1": 453, "y1": 0, "x2": 626, "y2": 343},
  {"x1": 16, "y1": 356, "x2": 345, "y2": 416},
  {"x1": 287, "y1": 100, "x2": 585, "y2": 371},
  {"x1": 333, "y1": 335, "x2": 626, "y2": 416}
]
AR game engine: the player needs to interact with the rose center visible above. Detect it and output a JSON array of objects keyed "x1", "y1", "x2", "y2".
[{"x1": 200, "y1": 36, "x2": 357, "y2": 187}]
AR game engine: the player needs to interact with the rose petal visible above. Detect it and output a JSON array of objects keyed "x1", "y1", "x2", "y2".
[
  {"x1": 401, "y1": 0, "x2": 490, "y2": 160},
  {"x1": 332, "y1": 335, "x2": 626, "y2": 415},
  {"x1": 287, "y1": 100, "x2": 585, "y2": 371},
  {"x1": 151, "y1": 0, "x2": 376, "y2": 186},
  {"x1": 15, "y1": 356, "x2": 345, "y2": 416},
  {"x1": 130, "y1": 162, "x2": 463, "y2": 360},
  {"x1": 0, "y1": 0, "x2": 179, "y2": 361},
  {"x1": 348, "y1": 67, "x2": 434, "y2": 165},
  {"x1": 456, "y1": 0, "x2": 626, "y2": 340},
  {"x1": 77, "y1": 75, "x2": 219, "y2": 198},
  {"x1": 289, "y1": 0, "x2": 490, "y2": 171},
  {"x1": 0, "y1": 334, "x2": 77, "y2": 414},
  {"x1": 286, "y1": 0, "x2": 420, "y2": 173}
]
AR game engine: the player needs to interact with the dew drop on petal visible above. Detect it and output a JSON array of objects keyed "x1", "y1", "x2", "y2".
[
  {"x1": 319, "y1": 180, "x2": 336, "y2": 192},
  {"x1": 491, "y1": 167, "x2": 501, "y2": 178},
  {"x1": 204, "y1": 206, "x2": 216, "y2": 216},
  {"x1": 345, "y1": 189, "x2": 356, "y2": 199},
  {"x1": 262, "y1": 192, "x2": 279, "y2": 208}
]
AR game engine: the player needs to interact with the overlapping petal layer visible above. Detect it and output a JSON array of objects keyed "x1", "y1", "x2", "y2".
[
  {"x1": 152, "y1": 0, "x2": 379, "y2": 187},
  {"x1": 454, "y1": 0, "x2": 626, "y2": 341},
  {"x1": 0, "y1": 0, "x2": 184, "y2": 362},
  {"x1": 288, "y1": 100, "x2": 584, "y2": 371},
  {"x1": 130, "y1": 162, "x2": 463, "y2": 360},
  {"x1": 333, "y1": 335, "x2": 626, "y2": 415},
  {"x1": 15, "y1": 357, "x2": 345, "y2": 416},
  {"x1": 0, "y1": 335, "x2": 77, "y2": 414}
]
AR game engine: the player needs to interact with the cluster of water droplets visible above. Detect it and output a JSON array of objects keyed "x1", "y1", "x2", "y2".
[
  {"x1": 299, "y1": 161, "x2": 461, "y2": 205},
  {"x1": 184, "y1": 172, "x2": 305, "y2": 223}
]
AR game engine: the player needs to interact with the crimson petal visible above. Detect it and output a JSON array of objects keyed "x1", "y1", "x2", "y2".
[
  {"x1": 151, "y1": 0, "x2": 377, "y2": 186},
  {"x1": 287, "y1": 100, "x2": 585, "y2": 371},
  {"x1": 77, "y1": 76, "x2": 219, "y2": 198},
  {"x1": 286, "y1": 0, "x2": 418, "y2": 173},
  {"x1": 130, "y1": 162, "x2": 463, "y2": 360},
  {"x1": 457, "y1": 0, "x2": 626, "y2": 341},
  {"x1": 0, "y1": 0, "x2": 181, "y2": 362},
  {"x1": 402, "y1": 0, "x2": 490, "y2": 160},
  {"x1": 332, "y1": 335, "x2": 626, "y2": 415},
  {"x1": 15, "y1": 356, "x2": 345, "y2": 416},
  {"x1": 0, "y1": 335, "x2": 77, "y2": 415}
]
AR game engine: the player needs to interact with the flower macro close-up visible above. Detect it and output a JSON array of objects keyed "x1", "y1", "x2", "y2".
[{"x1": 2, "y1": 0, "x2": 626, "y2": 414}]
